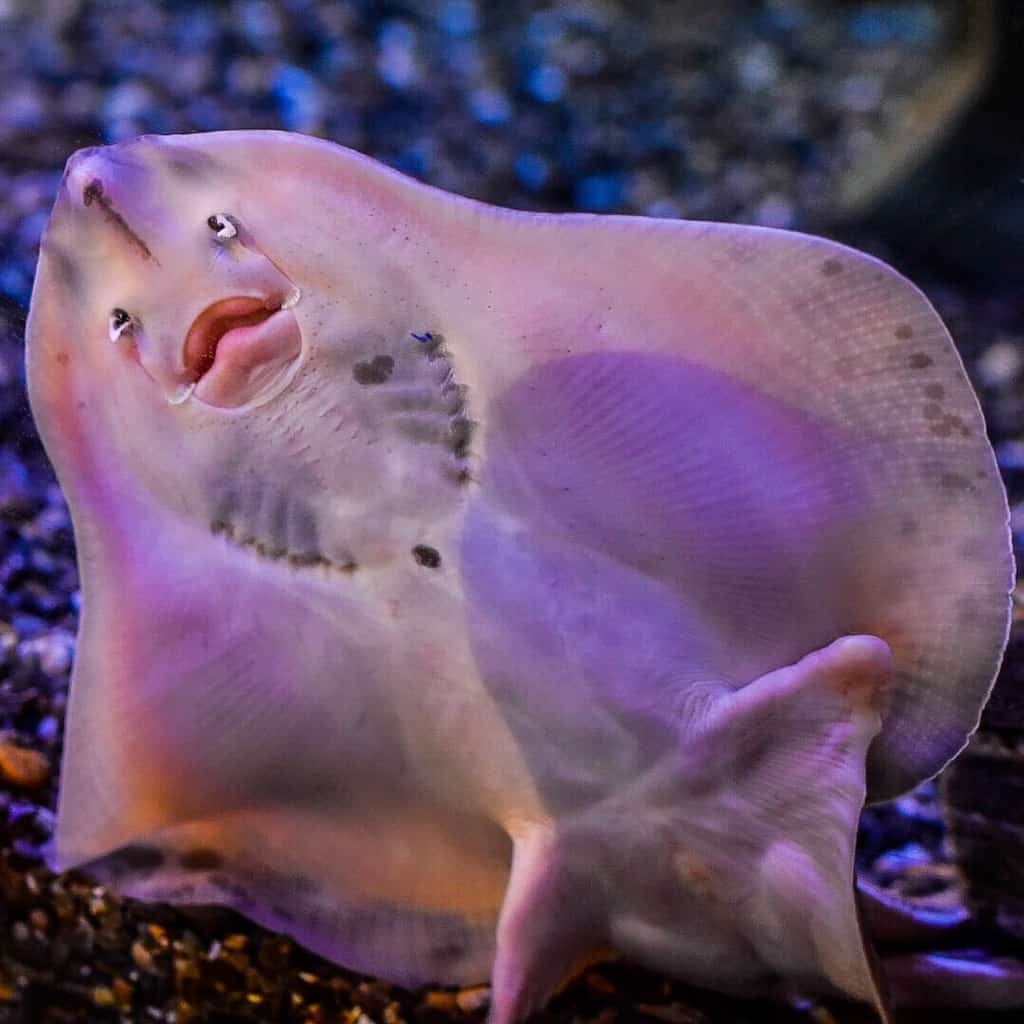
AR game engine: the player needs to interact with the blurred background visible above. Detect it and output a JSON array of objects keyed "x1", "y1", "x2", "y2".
[{"x1": 0, "y1": 1, "x2": 1022, "y2": 1022}]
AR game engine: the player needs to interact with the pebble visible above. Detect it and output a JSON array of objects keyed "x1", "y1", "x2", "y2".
[
  {"x1": 0, "y1": 738, "x2": 51, "y2": 789},
  {"x1": 132, "y1": 939, "x2": 159, "y2": 974},
  {"x1": 977, "y1": 339, "x2": 1024, "y2": 389},
  {"x1": 92, "y1": 984, "x2": 116, "y2": 1008},
  {"x1": 455, "y1": 984, "x2": 490, "y2": 1012},
  {"x1": 0, "y1": 620, "x2": 15, "y2": 663},
  {"x1": 421, "y1": 990, "x2": 458, "y2": 1012},
  {"x1": 17, "y1": 629, "x2": 74, "y2": 676},
  {"x1": 871, "y1": 841, "x2": 933, "y2": 882}
]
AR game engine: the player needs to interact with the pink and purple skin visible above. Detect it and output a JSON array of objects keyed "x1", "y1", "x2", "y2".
[{"x1": 24, "y1": 131, "x2": 1017, "y2": 1022}]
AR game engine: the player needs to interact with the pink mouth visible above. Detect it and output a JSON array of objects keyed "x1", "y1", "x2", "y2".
[{"x1": 182, "y1": 296, "x2": 301, "y2": 408}]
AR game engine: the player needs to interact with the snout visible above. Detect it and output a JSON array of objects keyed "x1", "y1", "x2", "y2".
[
  {"x1": 58, "y1": 141, "x2": 161, "y2": 263},
  {"x1": 63, "y1": 143, "x2": 133, "y2": 207}
]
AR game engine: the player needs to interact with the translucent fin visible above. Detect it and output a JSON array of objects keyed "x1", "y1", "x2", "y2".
[
  {"x1": 487, "y1": 637, "x2": 892, "y2": 1022},
  {"x1": 682, "y1": 635, "x2": 891, "y2": 1012},
  {"x1": 489, "y1": 830, "x2": 608, "y2": 1024},
  {"x1": 75, "y1": 805, "x2": 507, "y2": 987},
  {"x1": 470, "y1": 220, "x2": 1012, "y2": 800},
  {"x1": 51, "y1": 497, "x2": 372, "y2": 868},
  {"x1": 50, "y1": 494, "x2": 510, "y2": 987}
]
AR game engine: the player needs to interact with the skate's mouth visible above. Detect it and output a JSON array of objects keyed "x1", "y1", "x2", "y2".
[{"x1": 182, "y1": 295, "x2": 302, "y2": 408}]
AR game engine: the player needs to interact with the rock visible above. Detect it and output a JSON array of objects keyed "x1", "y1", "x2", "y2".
[
  {"x1": 455, "y1": 984, "x2": 491, "y2": 1013},
  {"x1": 0, "y1": 738, "x2": 50, "y2": 789},
  {"x1": 944, "y1": 615, "x2": 1024, "y2": 938}
]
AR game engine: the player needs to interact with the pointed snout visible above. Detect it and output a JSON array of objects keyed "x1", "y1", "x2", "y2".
[
  {"x1": 58, "y1": 141, "x2": 161, "y2": 264},
  {"x1": 63, "y1": 144, "x2": 130, "y2": 208}
]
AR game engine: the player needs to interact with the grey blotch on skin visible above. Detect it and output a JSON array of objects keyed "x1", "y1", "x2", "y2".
[{"x1": 353, "y1": 354, "x2": 396, "y2": 385}]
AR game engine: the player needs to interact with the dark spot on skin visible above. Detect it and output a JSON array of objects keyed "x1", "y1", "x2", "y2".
[
  {"x1": 211, "y1": 519, "x2": 235, "y2": 539},
  {"x1": 412, "y1": 544, "x2": 442, "y2": 569},
  {"x1": 405, "y1": 330, "x2": 473, "y2": 474},
  {"x1": 55, "y1": 352, "x2": 69, "y2": 366},
  {"x1": 922, "y1": 411, "x2": 970, "y2": 440},
  {"x1": 353, "y1": 354, "x2": 395, "y2": 385},
  {"x1": 179, "y1": 847, "x2": 223, "y2": 871},
  {"x1": 898, "y1": 518, "x2": 919, "y2": 537},
  {"x1": 939, "y1": 472, "x2": 973, "y2": 494},
  {"x1": 924, "y1": 383, "x2": 945, "y2": 400},
  {"x1": 211, "y1": 518, "x2": 356, "y2": 574},
  {"x1": 412, "y1": 331, "x2": 446, "y2": 361},
  {"x1": 81, "y1": 178, "x2": 156, "y2": 263},
  {"x1": 895, "y1": 324, "x2": 914, "y2": 340},
  {"x1": 449, "y1": 416, "x2": 473, "y2": 457},
  {"x1": 821, "y1": 258, "x2": 842, "y2": 277},
  {"x1": 442, "y1": 382, "x2": 468, "y2": 417},
  {"x1": 107, "y1": 844, "x2": 165, "y2": 874},
  {"x1": 908, "y1": 352, "x2": 933, "y2": 369},
  {"x1": 288, "y1": 551, "x2": 329, "y2": 568}
]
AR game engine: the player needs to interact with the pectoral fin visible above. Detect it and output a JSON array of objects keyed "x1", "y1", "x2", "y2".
[{"x1": 71, "y1": 799, "x2": 510, "y2": 988}]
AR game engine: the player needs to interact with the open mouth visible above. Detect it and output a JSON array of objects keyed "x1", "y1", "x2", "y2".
[
  {"x1": 183, "y1": 296, "x2": 281, "y2": 382},
  {"x1": 181, "y1": 294, "x2": 302, "y2": 408}
]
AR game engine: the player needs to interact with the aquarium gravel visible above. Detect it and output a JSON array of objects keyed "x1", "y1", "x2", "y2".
[{"x1": 0, "y1": 1, "x2": 1022, "y2": 1022}]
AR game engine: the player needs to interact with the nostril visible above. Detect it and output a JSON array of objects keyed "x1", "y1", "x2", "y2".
[
  {"x1": 63, "y1": 148, "x2": 107, "y2": 208},
  {"x1": 63, "y1": 146, "x2": 135, "y2": 206},
  {"x1": 81, "y1": 178, "x2": 105, "y2": 207},
  {"x1": 59, "y1": 149, "x2": 157, "y2": 263}
]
